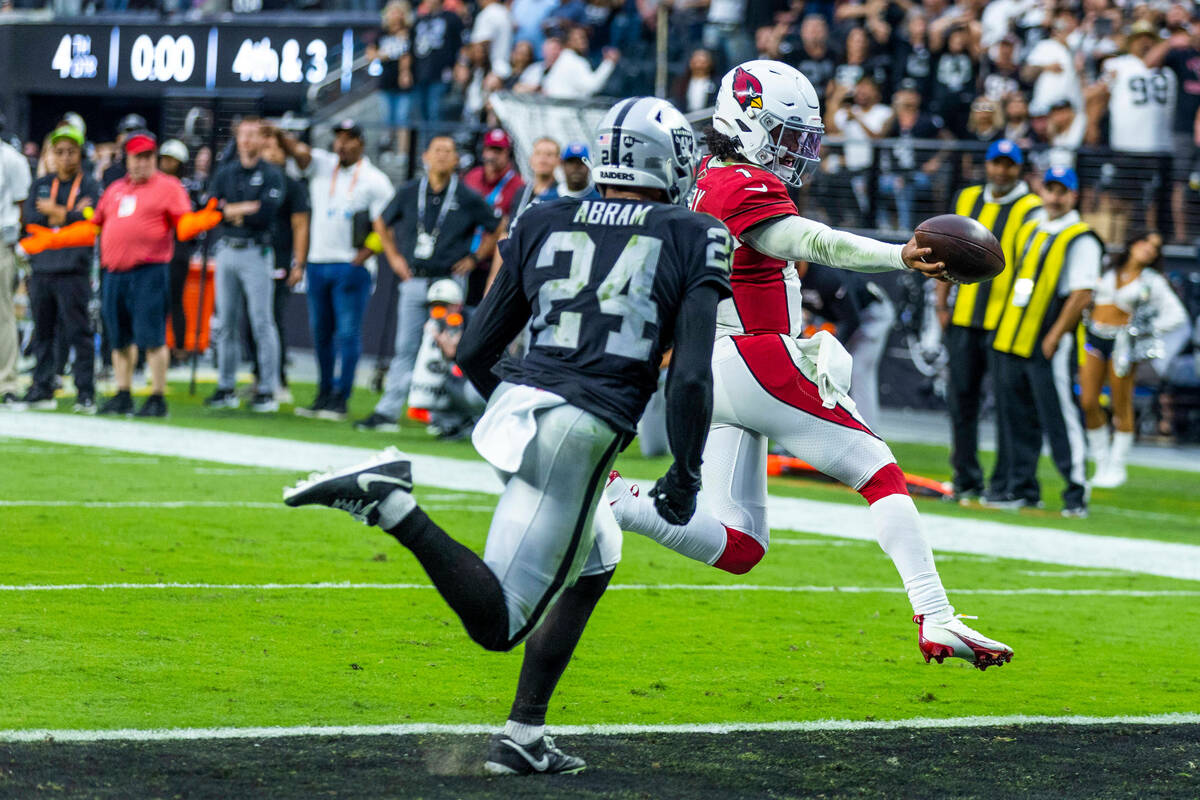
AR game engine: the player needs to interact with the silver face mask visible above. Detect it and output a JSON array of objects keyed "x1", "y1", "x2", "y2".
[{"x1": 756, "y1": 113, "x2": 823, "y2": 187}]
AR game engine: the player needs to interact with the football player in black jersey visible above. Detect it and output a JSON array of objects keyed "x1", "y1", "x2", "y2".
[{"x1": 284, "y1": 97, "x2": 733, "y2": 775}]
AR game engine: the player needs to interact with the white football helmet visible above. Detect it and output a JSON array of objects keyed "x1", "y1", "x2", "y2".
[
  {"x1": 712, "y1": 59, "x2": 823, "y2": 187},
  {"x1": 593, "y1": 96, "x2": 698, "y2": 205}
]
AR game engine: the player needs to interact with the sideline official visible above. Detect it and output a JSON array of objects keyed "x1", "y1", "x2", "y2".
[
  {"x1": 936, "y1": 140, "x2": 1042, "y2": 502},
  {"x1": 990, "y1": 167, "x2": 1098, "y2": 518},
  {"x1": 20, "y1": 125, "x2": 100, "y2": 412},
  {"x1": 356, "y1": 135, "x2": 499, "y2": 431},
  {"x1": 204, "y1": 118, "x2": 285, "y2": 413}
]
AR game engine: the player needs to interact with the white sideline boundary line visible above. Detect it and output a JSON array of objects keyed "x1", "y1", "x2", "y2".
[
  {"x1": 1, "y1": 581, "x2": 1196, "y2": 597},
  {"x1": 4, "y1": 713, "x2": 1199, "y2": 743},
  {"x1": 3, "y1": 414, "x2": 1199, "y2": 582}
]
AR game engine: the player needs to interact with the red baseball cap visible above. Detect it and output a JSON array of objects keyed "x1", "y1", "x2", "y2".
[
  {"x1": 124, "y1": 131, "x2": 157, "y2": 155},
  {"x1": 482, "y1": 128, "x2": 511, "y2": 151}
]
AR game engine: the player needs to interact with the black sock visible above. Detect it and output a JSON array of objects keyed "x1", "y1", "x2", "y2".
[
  {"x1": 116, "y1": 389, "x2": 131, "y2": 399},
  {"x1": 508, "y1": 569, "x2": 615, "y2": 726},
  {"x1": 387, "y1": 507, "x2": 511, "y2": 651}
]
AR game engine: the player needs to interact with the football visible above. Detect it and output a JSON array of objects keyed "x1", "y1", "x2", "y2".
[{"x1": 914, "y1": 214, "x2": 1006, "y2": 284}]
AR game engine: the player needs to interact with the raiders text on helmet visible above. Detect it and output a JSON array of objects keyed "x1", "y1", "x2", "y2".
[
  {"x1": 592, "y1": 97, "x2": 699, "y2": 205},
  {"x1": 713, "y1": 60, "x2": 824, "y2": 187}
]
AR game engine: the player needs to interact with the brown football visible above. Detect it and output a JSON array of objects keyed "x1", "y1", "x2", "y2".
[{"x1": 914, "y1": 214, "x2": 1005, "y2": 284}]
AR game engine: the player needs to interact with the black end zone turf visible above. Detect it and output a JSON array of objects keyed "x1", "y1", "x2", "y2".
[{"x1": 1, "y1": 725, "x2": 1197, "y2": 799}]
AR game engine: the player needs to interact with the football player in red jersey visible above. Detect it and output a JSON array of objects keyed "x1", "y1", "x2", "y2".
[{"x1": 606, "y1": 60, "x2": 1013, "y2": 670}]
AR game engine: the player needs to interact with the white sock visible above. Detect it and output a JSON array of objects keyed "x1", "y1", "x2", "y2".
[
  {"x1": 869, "y1": 494, "x2": 951, "y2": 617},
  {"x1": 504, "y1": 719, "x2": 544, "y2": 746},
  {"x1": 1109, "y1": 431, "x2": 1133, "y2": 472},
  {"x1": 376, "y1": 490, "x2": 417, "y2": 530},
  {"x1": 606, "y1": 475, "x2": 728, "y2": 565},
  {"x1": 1085, "y1": 427, "x2": 1110, "y2": 472}
]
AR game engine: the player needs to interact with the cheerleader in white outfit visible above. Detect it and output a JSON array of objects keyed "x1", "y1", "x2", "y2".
[{"x1": 1079, "y1": 231, "x2": 1188, "y2": 487}]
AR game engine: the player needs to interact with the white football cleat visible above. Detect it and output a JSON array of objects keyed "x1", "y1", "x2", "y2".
[{"x1": 915, "y1": 613, "x2": 1013, "y2": 671}]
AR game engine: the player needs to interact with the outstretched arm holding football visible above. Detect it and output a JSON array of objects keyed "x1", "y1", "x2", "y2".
[{"x1": 741, "y1": 215, "x2": 946, "y2": 278}]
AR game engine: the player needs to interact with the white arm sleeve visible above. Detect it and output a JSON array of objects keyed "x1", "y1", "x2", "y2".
[{"x1": 740, "y1": 214, "x2": 907, "y2": 273}]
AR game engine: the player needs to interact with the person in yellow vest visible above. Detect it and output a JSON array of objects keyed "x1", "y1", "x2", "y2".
[
  {"x1": 936, "y1": 139, "x2": 1042, "y2": 502},
  {"x1": 990, "y1": 167, "x2": 1100, "y2": 518}
]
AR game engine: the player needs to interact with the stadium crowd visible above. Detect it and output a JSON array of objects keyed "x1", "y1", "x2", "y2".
[{"x1": 0, "y1": 0, "x2": 1198, "y2": 453}]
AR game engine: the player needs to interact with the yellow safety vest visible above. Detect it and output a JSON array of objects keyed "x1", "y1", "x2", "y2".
[
  {"x1": 993, "y1": 218, "x2": 1099, "y2": 358},
  {"x1": 950, "y1": 185, "x2": 1043, "y2": 330}
]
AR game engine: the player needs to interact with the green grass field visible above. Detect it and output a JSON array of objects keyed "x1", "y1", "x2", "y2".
[{"x1": 2, "y1": 385, "x2": 1198, "y2": 797}]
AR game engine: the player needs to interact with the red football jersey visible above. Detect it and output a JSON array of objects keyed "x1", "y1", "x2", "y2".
[{"x1": 691, "y1": 156, "x2": 802, "y2": 338}]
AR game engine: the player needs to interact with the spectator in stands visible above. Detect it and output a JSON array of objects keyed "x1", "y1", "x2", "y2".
[
  {"x1": 455, "y1": 41, "x2": 494, "y2": 123},
  {"x1": 879, "y1": 80, "x2": 949, "y2": 229},
  {"x1": 545, "y1": 0, "x2": 594, "y2": 41},
  {"x1": 1147, "y1": 7, "x2": 1200, "y2": 242},
  {"x1": 979, "y1": 34, "x2": 1026, "y2": 101},
  {"x1": 283, "y1": 120, "x2": 394, "y2": 421},
  {"x1": 158, "y1": 139, "x2": 203, "y2": 367},
  {"x1": 671, "y1": 48, "x2": 718, "y2": 114},
  {"x1": 101, "y1": 114, "x2": 147, "y2": 189},
  {"x1": 504, "y1": 40, "x2": 537, "y2": 89},
  {"x1": 541, "y1": 28, "x2": 620, "y2": 98},
  {"x1": 512, "y1": 0, "x2": 558, "y2": 51},
  {"x1": 357, "y1": 135, "x2": 500, "y2": 431},
  {"x1": 205, "y1": 118, "x2": 285, "y2": 414},
  {"x1": 18, "y1": 125, "x2": 98, "y2": 413},
  {"x1": 367, "y1": 1, "x2": 414, "y2": 159},
  {"x1": 412, "y1": 0, "x2": 464, "y2": 134},
  {"x1": 965, "y1": 95, "x2": 1004, "y2": 144},
  {"x1": 793, "y1": 15, "x2": 837, "y2": 103},
  {"x1": 890, "y1": 12, "x2": 935, "y2": 100},
  {"x1": 1022, "y1": 8, "x2": 1083, "y2": 115},
  {"x1": 1045, "y1": 98, "x2": 1086, "y2": 161},
  {"x1": 0, "y1": 121, "x2": 31, "y2": 406},
  {"x1": 704, "y1": 0, "x2": 753, "y2": 70},
  {"x1": 471, "y1": 0, "x2": 514, "y2": 82},
  {"x1": 1001, "y1": 91, "x2": 1036, "y2": 151},
  {"x1": 833, "y1": 26, "x2": 892, "y2": 96},
  {"x1": 931, "y1": 24, "x2": 980, "y2": 136},
  {"x1": 825, "y1": 77, "x2": 893, "y2": 219},
  {"x1": 256, "y1": 127, "x2": 310, "y2": 404}
]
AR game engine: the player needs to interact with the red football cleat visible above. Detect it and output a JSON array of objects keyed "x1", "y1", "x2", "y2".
[{"x1": 915, "y1": 613, "x2": 1013, "y2": 671}]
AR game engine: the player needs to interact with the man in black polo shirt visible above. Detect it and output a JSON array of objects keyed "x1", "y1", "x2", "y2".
[
  {"x1": 357, "y1": 135, "x2": 499, "y2": 430},
  {"x1": 20, "y1": 125, "x2": 100, "y2": 412},
  {"x1": 204, "y1": 117, "x2": 285, "y2": 413}
]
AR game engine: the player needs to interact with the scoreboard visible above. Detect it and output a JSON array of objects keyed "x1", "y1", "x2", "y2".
[{"x1": 3, "y1": 21, "x2": 367, "y2": 99}]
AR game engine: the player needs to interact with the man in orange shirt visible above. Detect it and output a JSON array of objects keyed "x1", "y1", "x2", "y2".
[{"x1": 20, "y1": 131, "x2": 220, "y2": 417}]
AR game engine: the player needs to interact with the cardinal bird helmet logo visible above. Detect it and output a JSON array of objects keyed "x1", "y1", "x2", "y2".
[{"x1": 732, "y1": 67, "x2": 764, "y2": 111}]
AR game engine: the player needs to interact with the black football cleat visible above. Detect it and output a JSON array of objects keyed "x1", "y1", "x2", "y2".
[
  {"x1": 282, "y1": 447, "x2": 413, "y2": 525},
  {"x1": 484, "y1": 733, "x2": 586, "y2": 776}
]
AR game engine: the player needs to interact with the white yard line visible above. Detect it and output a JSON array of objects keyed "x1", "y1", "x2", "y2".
[
  {"x1": 3, "y1": 713, "x2": 1198, "y2": 743},
  {"x1": 3, "y1": 414, "x2": 1199, "y2": 582},
  {"x1": 0, "y1": 581, "x2": 1195, "y2": 597}
]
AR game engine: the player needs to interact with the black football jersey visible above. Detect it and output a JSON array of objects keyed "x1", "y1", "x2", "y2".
[{"x1": 493, "y1": 197, "x2": 732, "y2": 434}]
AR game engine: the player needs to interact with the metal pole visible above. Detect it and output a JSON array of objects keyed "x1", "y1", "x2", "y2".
[{"x1": 655, "y1": 4, "x2": 669, "y2": 99}]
